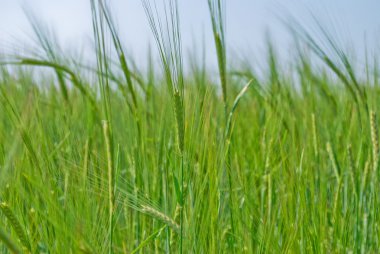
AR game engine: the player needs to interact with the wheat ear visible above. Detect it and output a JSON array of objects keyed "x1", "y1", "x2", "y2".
[
  {"x1": 0, "y1": 202, "x2": 31, "y2": 252},
  {"x1": 141, "y1": 205, "x2": 180, "y2": 233},
  {"x1": 326, "y1": 142, "x2": 340, "y2": 183},
  {"x1": 370, "y1": 110, "x2": 379, "y2": 171},
  {"x1": 173, "y1": 90, "x2": 184, "y2": 154}
]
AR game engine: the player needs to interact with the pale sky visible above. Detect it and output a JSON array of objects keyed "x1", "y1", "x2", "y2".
[{"x1": 0, "y1": 0, "x2": 379, "y2": 69}]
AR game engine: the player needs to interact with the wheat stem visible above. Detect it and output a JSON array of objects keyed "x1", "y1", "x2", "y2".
[
  {"x1": 312, "y1": 113, "x2": 318, "y2": 158},
  {"x1": 103, "y1": 120, "x2": 114, "y2": 254}
]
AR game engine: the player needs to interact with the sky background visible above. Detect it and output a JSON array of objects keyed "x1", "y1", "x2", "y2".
[{"x1": 0, "y1": 0, "x2": 379, "y2": 70}]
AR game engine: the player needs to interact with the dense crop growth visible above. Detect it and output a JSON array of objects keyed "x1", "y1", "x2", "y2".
[{"x1": 0, "y1": 0, "x2": 379, "y2": 253}]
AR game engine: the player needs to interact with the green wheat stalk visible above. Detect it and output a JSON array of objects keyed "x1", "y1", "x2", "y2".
[
  {"x1": 103, "y1": 121, "x2": 115, "y2": 254},
  {"x1": 141, "y1": 1, "x2": 185, "y2": 252}
]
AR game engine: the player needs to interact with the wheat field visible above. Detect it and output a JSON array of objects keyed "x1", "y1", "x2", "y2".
[{"x1": 0, "y1": 0, "x2": 379, "y2": 253}]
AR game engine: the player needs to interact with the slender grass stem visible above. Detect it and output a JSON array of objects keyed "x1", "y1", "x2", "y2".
[{"x1": 103, "y1": 121, "x2": 114, "y2": 254}]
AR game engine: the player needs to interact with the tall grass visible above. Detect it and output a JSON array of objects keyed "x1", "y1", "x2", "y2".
[{"x1": 0, "y1": 1, "x2": 379, "y2": 253}]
